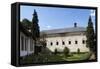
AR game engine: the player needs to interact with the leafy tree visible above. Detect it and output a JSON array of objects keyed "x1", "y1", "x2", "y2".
[
  {"x1": 77, "y1": 48, "x2": 80, "y2": 54},
  {"x1": 31, "y1": 9, "x2": 40, "y2": 54},
  {"x1": 86, "y1": 16, "x2": 95, "y2": 52},
  {"x1": 40, "y1": 32, "x2": 47, "y2": 47},
  {"x1": 54, "y1": 48, "x2": 57, "y2": 55},
  {"x1": 21, "y1": 18, "x2": 31, "y2": 29},
  {"x1": 63, "y1": 47, "x2": 70, "y2": 56}
]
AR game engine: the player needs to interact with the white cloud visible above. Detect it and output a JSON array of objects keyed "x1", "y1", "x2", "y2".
[
  {"x1": 46, "y1": 25, "x2": 51, "y2": 29},
  {"x1": 90, "y1": 10, "x2": 95, "y2": 17}
]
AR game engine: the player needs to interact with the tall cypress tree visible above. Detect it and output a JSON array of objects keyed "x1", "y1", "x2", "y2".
[
  {"x1": 86, "y1": 16, "x2": 95, "y2": 52},
  {"x1": 32, "y1": 10, "x2": 40, "y2": 39},
  {"x1": 31, "y1": 10, "x2": 40, "y2": 54}
]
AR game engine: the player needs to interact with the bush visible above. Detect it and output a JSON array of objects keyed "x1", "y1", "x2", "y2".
[
  {"x1": 77, "y1": 48, "x2": 80, "y2": 54},
  {"x1": 63, "y1": 47, "x2": 70, "y2": 56},
  {"x1": 54, "y1": 48, "x2": 58, "y2": 55}
]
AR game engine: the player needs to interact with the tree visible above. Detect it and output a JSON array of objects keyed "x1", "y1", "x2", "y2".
[
  {"x1": 63, "y1": 47, "x2": 70, "y2": 56},
  {"x1": 40, "y1": 32, "x2": 47, "y2": 47},
  {"x1": 54, "y1": 48, "x2": 57, "y2": 55},
  {"x1": 31, "y1": 10, "x2": 40, "y2": 54},
  {"x1": 94, "y1": 32, "x2": 96, "y2": 52},
  {"x1": 32, "y1": 10, "x2": 40, "y2": 39},
  {"x1": 77, "y1": 48, "x2": 80, "y2": 54},
  {"x1": 86, "y1": 16, "x2": 95, "y2": 52},
  {"x1": 21, "y1": 18, "x2": 32, "y2": 29}
]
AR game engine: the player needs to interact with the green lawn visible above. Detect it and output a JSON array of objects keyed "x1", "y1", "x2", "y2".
[
  {"x1": 63, "y1": 53, "x2": 90, "y2": 61},
  {"x1": 45, "y1": 52, "x2": 91, "y2": 62},
  {"x1": 20, "y1": 52, "x2": 91, "y2": 64}
]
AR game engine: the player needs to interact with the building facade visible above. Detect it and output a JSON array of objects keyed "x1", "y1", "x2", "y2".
[
  {"x1": 40, "y1": 23, "x2": 89, "y2": 52},
  {"x1": 20, "y1": 23, "x2": 34, "y2": 57}
]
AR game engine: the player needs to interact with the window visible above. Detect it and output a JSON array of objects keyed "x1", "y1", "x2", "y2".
[
  {"x1": 30, "y1": 39, "x2": 33, "y2": 51},
  {"x1": 56, "y1": 42, "x2": 59, "y2": 45},
  {"x1": 50, "y1": 42, "x2": 53, "y2": 46},
  {"x1": 69, "y1": 41, "x2": 71, "y2": 44},
  {"x1": 75, "y1": 41, "x2": 78, "y2": 44},
  {"x1": 25, "y1": 38, "x2": 27, "y2": 51},
  {"x1": 62, "y1": 41, "x2": 65, "y2": 45},
  {"x1": 25, "y1": 38, "x2": 28, "y2": 51},
  {"x1": 82, "y1": 40, "x2": 85, "y2": 44},
  {"x1": 21, "y1": 36, "x2": 24, "y2": 51}
]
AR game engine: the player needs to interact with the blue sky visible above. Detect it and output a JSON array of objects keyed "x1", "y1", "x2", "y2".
[{"x1": 20, "y1": 5, "x2": 96, "y2": 31}]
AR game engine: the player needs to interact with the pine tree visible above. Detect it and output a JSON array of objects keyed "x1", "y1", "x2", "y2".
[
  {"x1": 86, "y1": 16, "x2": 95, "y2": 52},
  {"x1": 31, "y1": 10, "x2": 40, "y2": 54}
]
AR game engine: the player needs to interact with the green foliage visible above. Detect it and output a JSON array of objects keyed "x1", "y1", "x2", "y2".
[
  {"x1": 31, "y1": 9, "x2": 40, "y2": 39},
  {"x1": 63, "y1": 47, "x2": 70, "y2": 56},
  {"x1": 40, "y1": 33, "x2": 47, "y2": 47},
  {"x1": 54, "y1": 48, "x2": 58, "y2": 55},
  {"x1": 77, "y1": 48, "x2": 80, "y2": 54},
  {"x1": 21, "y1": 18, "x2": 31, "y2": 29},
  {"x1": 86, "y1": 16, "x2": 95, "y2": 52},
  {"x1": 20, "y1": 52, "x2": 91, "y2": 64},
  {"x1": 65, "y1": 52, "x2": 91, "y2": 61},
  {"x1": 31, "y1": 10, "x2": 40, "y2": 54}
]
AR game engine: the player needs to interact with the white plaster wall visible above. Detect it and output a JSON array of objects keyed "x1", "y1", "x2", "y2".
[
  {"x1": 20, "y1": 32, "x2": 34, "y2": 57},
  {"x1": 46, "y1": 34, "x2": 89, "y2": 52},
  {"x1": 20, "y1": 32, "x2": 28, "y2": 57}
]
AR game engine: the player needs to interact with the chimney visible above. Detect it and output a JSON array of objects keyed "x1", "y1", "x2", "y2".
[{"x1": 74, "y1": 23, "x2": 77, "y2": 27}]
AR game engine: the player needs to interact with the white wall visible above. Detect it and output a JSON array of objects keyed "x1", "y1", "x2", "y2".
[
  {"x1": 46, "y1": 34, "x2": 89, "y2": 52},
  {"x1": 20, "y1": 32, "x2": 34, "y2": 57},
  {"x1": 0, "y1": 0, "x2": 99, "y2": 69}
]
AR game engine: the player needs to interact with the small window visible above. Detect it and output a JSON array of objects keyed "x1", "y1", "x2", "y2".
[
  {"x1": 25, "y1": 38, "x2": 28, "y2": 51},
  {"x1": 56, "y1": 42, "x2": 59, "y2": 45},
  {"x1": 62, "y1": 41, "x2": 65, "y2": 45},
  {"x1": 25, "y1": 38, "x2": 27, "y2": 51},
  {"x1": 69, "y1": 41, "x2": 71, "y2": 44},
  {"x1": 50, "y1": 42, "x2": 53, "y2": 46},
  {"x1": 75, "y1": 41, "x2": 78, "y2": 44},
  {"x1": 21, "y1": 36, "x2": 24, "y2": 51},
  {"x1": 30, "y1": 40, "x2": 33, "y2": 51},
  {"x1": 82, "y1": 40, "x2": 85, "y2": 44}
]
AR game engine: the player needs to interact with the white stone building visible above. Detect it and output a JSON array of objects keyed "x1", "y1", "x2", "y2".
[
  {"x1": 40, "y1": 23, "x2": 89, "y2": 52},
  {"x1": 20, "y1": 22, "x2": 90, "y2": 56},
  {"x1": 20, "y1": 23, "x2": 34, "y2": 57}
]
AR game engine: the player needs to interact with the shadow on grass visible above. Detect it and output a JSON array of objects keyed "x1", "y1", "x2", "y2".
[{"x1": 19, "y1": 52, "x2": 91, "y2": 65}]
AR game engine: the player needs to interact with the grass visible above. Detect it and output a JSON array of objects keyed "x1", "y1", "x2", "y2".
[
  {"x1": 46, "y1": 54, "x2": 64, "y2": 62},
  {"x1": 20, "y1": 52, "x2": 91, "y2": 64},
  {"x1": 63, "y1": 53, "x2": 90, "y2": 61}
]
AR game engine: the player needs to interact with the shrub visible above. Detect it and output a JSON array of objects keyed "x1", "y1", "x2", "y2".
[
  {"x1": 77, "y1": 48, "x2": 80, "y2": 54},
  {"x1": 63, "y1": 47, "x2": 70, "y2": 56},
  {"x1": 54, "y1": 48, "x2": 58, "y2": 55}
]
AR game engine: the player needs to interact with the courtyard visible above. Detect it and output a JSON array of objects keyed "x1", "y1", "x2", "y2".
[{"x1": 20, "y1": 52, "x2": 91, "y2": 64}]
